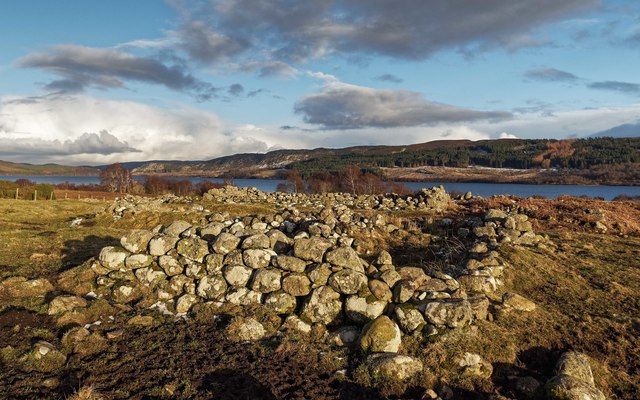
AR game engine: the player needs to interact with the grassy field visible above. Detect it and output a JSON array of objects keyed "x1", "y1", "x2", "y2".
[{"x1": 0, "y1": 197, "x2": 638, "y2": 399}]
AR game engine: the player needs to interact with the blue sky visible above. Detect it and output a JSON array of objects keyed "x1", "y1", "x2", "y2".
[{"x1": 1, "y1": 0, "x2": 640, "y2": 164}]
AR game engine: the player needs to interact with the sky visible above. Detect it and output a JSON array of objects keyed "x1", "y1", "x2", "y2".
[{"x1": 1, "y1": 0, "x2": 640, "y2": 165}]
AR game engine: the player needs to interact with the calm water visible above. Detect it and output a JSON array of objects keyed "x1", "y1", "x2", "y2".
[{"x1": 1, "y1": 175, "x2": 639, "y2": 200}]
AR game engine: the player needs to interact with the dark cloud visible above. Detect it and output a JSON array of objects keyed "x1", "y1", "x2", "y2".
[
  {"x1": 238, "y1": 61, "x2": 299, "y2": 78},
  {"x1": 294, "y1": 83, "x2": 512, "y2": 129},
  {"x1": 228, "y1": 83, "x2": 244, "y2": 96},
  {"x1": 524, "y1": 68, "x2": 579, "y2": 82},
  {"x1": 374, "y1": 74, "x2": 403, "y2": 83},
  {"x1": 588, "y1": 80, "x2": 640, "y2": 95},
  {"x1": 0, "y1": 130, "x2": 141, "y2": 156},
  {"x1": 184, "y1": 0, "x2": 598, "y2": 63},
  {"x1": 19, "y1": 45, "x2": 220, "y2": 101},
  {"x1": 176, "y1": 20, "x2": 249, "y2": 63}
]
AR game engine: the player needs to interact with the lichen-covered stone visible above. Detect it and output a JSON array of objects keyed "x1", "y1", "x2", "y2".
[
  {"x1": 325, "y1": 246, "x2": 365, "y2": 273},
  {"x1": 264, "y1": 292, "x2": 297, "y2": 314},
  {"x1": 394, "y1": 304, "x2": 425, "y2": 334},
  {"x1": 196, "y1": 275, "x2": 227, "y2": 300},
  {"x1": 125, "y1": 253, "x2": 153, "y2": 269},
  {"x1": 282, "y1": 273, "x2": 312, "y2": 297},
  {"x1": 176, "y1": 236, "x2": 210, "y2": 263},
  {"x1": 275, "y1": 255, "x2": 307, "y2": 273},
  {"x1": 345, "y1": 295, "x2": 386, "y2": 323},
  {"x1": 250, "y1": 269, "x2": 281, "y2": 293},
  {"x1": 175, "y1": 293, "x2": 199, "y2": 313},
  {"x1": 503, "y1": 292, "x2": 536, "y2": 312},
  {"x1": 294, "y1": 237, "x2": 331, "y2": 263},
  {"x1": 148, "y1": 235, "x2": 180, "y2": 256},
  {"x1": 243, "y1": 249, "x2": 274, "y2": 269},
  {"x1": 359, "y1": 315, "x2": 402, "y2": 353},
  {"x1": 211, "y1": 233, "x2": 240, "y2": 255},
  {"x1": 120, "y1": 230, "x2": 154, "y2": 253},
  {"x1": 158, "y1": 255, "x2": 183, "y2": 276},
  {"x1": 99, "y1": 246, "x2": 129, "y2": 270},
  {"x1": 241, "y1": 234, "x2": 271, "y2": 249},
  {"x1": 164, "y1": 220, "x2": 192, "y2": 237},
  {"x1": 223, "y1": 264, "x2": 253, "y2": 288},
  {"x1": 328, "y1": 269, "x2": 367, "y2": 295},
  {"x1": 368, "y1": 279, "x2": 392, "y2": 302},
  {"x1": 300, "y1": 286, "x2": 342, "y2": 325},
  {"x1": 366, "y1": 354, "x2": 423, "y2": 381},
  {"x1": 423, "y1": 300, "x2": 473, "y2": 328},
  {"x1": 227, "y1": 317, "x2": 267, "y2": 342}
]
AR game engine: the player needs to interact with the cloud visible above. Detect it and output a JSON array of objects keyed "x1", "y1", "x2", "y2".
[
  {"x1": 499, "y1": 132, "x2": 519, "y2": 139},
  {"x1": 524, "y1": 67, "x2": 579, "y2": 82},
  {"x1": 588, "y1": 80, "x2": 640, "y2": 95},
  {"x1": 374, "y1": 74, "x2": 403, "y2": 83},
  {"x1": 0, "y1": 131, "x2": 141, "y2": 156},
  {"x1": 19, "y1": 45, "x2": 220, "y2": 101},
  {"x1": 237, "y1": 61, "x2": 299, "y2": 78},
  {"x1": 294, "y1": 82, "x2": 512, "y2": 129},
  {"x1": 177, "y1": 0, "x2": 599, "y2": 63},
  {"x1": 227, "y1": 83, "x2": 244, "y2": 96}
]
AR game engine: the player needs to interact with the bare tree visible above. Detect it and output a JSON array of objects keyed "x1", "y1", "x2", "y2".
[{"x1": 100, "y1": 163, "x2": 134, "y2": 194}]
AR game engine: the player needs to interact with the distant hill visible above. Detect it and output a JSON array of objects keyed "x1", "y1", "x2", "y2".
[
  {"x1": 591, "y1": 122, "x2": 640, "y2": 138},
  {"x1": 0, "y1": 160, "x2": 99, "y2": 176},
  {"x1": 129, "y1": 137, "x2": 640, "y2": 177}
]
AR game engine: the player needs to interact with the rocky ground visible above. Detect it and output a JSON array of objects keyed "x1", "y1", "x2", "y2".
[{"x1": 0, "y1": 187, "x2": 638, "y2": 399}]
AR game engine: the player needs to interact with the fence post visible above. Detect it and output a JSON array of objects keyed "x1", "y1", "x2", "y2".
[
  {"x1": 49, "y1": 192, "x2": 54, "y2": 200},
  {"x1": 65, "y1": 193, "x2": 68, "y2": 200},
  {"x1": 34, "y1": 190, "x2": 37, "y2": 201},
  {"x1": 15, "y1": 188, "x2": 19, "y2": 199}
]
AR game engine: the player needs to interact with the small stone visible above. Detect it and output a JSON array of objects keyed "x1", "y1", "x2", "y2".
[
  {"x1": 345, "y1": 295, "x2": 386, "y2": 323},
  {"x1": 48, "y1": 295, "x2": 88, "y2": 315},
  {"x1": 227, "y1": 317, "x2": 266, "y2": 342},
  {"x1": 325, "y1": 246, "x2": 365, "y2": 273},
  {"x1": 423, "y1": 300, "x2": 473, "y2": 328},
  {"x1": 327, "y1": 326, "x2": 361, "y2": 346},
  {"x1": 368, "y1": 279, "x2": 392, "y2": 302},
  {"x1": 503, "y1": 292, "x2": 536, "y2": 312},
  {"x1": 127, "y1": 315, "x2": 154, "y2": 326},
  {"x1": 243, "y1": 249, "x2": 274, "y2": 269},
  {"x1": 366, "y1": 354, "x2": 423, "y2": 381},
  {"x1": 376, "y1": 250, "x2": 393, "y2": 266},
  {"x1": 175, "y1": 294, "x2": 199, "y2": 313},
  {"x1": 394, "y1": 304, "x2": 425, "y2": 334},
  {"x1": 294, "y1": 237, "x2": 332, "y2": 263},
  {"x1": 300, "y1": 286, "x2": 342, "y2": 325},
  {"x1": 176, "y1": 236, "x2": 210, "y2": 263},
  {"x1": 158, "y1": 255, "x2": 183, "y2": 276},
  {"x1": 264, "y1": 292, "x2": 297, "y2": 314},
  {"x1": 196, "y1": 275, "x2": 227, "y2": 300},
  {"x1": 164, "y1": 220, "x2": 192, "y2": 236},
  {"x1": 458, "y1": 352, "x2": 493, "y2": 379}
]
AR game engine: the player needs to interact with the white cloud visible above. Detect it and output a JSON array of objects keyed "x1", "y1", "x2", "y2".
[{"x1": 499, "y1": 132, "x2": 519, "y2": 139}]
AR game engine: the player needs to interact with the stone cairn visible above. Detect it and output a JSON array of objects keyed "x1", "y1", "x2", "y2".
[{"x1": 87, "y1": 186, "x2": 546, "y2": 381}]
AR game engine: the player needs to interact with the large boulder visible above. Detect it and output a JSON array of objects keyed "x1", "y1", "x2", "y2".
[
  {"x1": 423, "y1": 300, "x2": 473, "y2": 329},
  {"x1": 503, "y1": 292, "x2": 536, "y2": 312},
  {"x1": 359, "y1": 315, "x2": 402, "y2": 353},
  {"x1": 300, "y1": 286, "x2": 342, "y2": 325}
]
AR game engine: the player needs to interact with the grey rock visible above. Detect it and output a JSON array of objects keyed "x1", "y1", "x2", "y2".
[{"x1": 328, "y1": 269, "x2": 367, "y2": 295}]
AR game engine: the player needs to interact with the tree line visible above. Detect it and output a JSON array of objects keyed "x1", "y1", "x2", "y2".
[{"x1": 287, "y1": 137, "x2": 640, "y2": 175}]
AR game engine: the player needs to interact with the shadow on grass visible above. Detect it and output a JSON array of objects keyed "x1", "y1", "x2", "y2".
[
  {"x1": 60, "y1": 235, "x2": 120, "y2": 272},
  {"x1": 201, "y1": 369, "x2": 278, "y2": 400}
]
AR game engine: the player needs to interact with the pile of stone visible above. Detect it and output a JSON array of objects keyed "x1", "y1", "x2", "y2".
[{"x1": 203, "y1": 185, "x2": 452, "y2": 212}]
